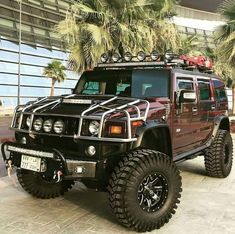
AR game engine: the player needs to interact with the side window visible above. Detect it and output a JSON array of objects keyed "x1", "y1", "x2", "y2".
[
  {"x1": 177, "y1": 78, "x2": 194, "y2": 91},
  {"x1": 198, "y1": 80, "x2": 211, "y2": 101},
  {"x1": 212, "y1": 79, "x2": 227, "y2": 101},
  {"x1": 81, "y1": 81, "x2": 100, "y2": 94},
  {"x1": 116, "y1": 83, "x2": 131, "y2": 96}
]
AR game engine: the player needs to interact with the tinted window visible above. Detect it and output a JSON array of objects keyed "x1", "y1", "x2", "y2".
[
  {"x1": 177, "y1": 79, "x2": 194, "y2": 90},
  {"x1": 198, "y1": 81, "x2": 211, "y2": 100},
  {"x1": 75, "y1": 70, "x2": 170, "y2": 98},
  {"x1": 132, "y1": 70, "x2": 169, "y2": 97},
  {"x1": 213, "y1": 79, "x2": 227, "y2": 101}
]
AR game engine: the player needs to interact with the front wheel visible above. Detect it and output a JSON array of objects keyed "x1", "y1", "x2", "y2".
[
  {"x1": 204, "y1": 130, "x2": 233, "y2": 178},
  {"x1": 17, "y1": 169, "x2": 74, "y2": 199},
  {"x1": 108, "y1": 149, "x2": 182, "y2": 232}
]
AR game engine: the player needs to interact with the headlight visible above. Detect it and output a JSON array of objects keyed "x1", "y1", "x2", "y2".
[
  {"x1": 89, "y1": 121, "x2": 100, "y2": 136},
  {"x1": 26, "y1": 116, "x2": 31, "y2": 127},
  {"x1": 33, "y1": 118, "x2": 43, "y2": 131},
  {"x1": 43, "y1": 119, "x2": 53, "y2": 133},
  {"x1": 53, "y1": 120, "x2": 65, "y2": 134}
]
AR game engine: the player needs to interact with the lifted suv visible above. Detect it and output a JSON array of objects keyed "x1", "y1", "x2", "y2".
[{"x1": 2, "y1": 53, "x2": 233, "y2": 232}]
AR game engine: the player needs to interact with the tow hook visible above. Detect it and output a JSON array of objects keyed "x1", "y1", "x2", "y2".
[
  {"x1": 53, "y1": 170, "x2": 63, "y2": 183},
  {"x1": 6, "y1": 160, "x2": 13, "y2": 178}
]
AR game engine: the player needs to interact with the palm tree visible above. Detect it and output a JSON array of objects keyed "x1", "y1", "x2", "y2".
[
  {"x1": 178, "y1": 35, "x2": 202, "y2": 55},
  {"x1": 216, "y1": 0, "x2": 235, "y2": 64},
  {"x1": 43, "y1": 60, "x2": 67, "y2": 96},
  {"x1": 56, "y1": 0, "x2": 179, "y2": 72},
  {"x1": 216, "y1": 0, "x2": 235, "y2": 113}
]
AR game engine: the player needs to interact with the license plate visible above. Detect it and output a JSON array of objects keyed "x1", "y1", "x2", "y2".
[{"x1": 21, "y1": 155, "x2": 41, "y2": 172}]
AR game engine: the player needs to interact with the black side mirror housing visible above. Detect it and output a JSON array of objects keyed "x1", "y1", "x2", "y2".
[{"x1": 178, "y1": 90, "x2": 196, "y2": 103}]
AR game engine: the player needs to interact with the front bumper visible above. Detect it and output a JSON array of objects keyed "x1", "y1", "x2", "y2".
[{"x1": 1, "y1": 142, "x2": 97, "y2": 179}]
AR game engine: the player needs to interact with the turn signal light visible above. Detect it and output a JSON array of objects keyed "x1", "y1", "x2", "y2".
[
  {"x1": 131, "y1": 121, "x2": 143, "y2": 127},
  {"x1": 109, "y1": 125, "x2": 123, "y2": 135}
]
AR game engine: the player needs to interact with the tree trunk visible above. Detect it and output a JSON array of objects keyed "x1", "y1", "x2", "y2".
[
  {"x1": 50, "y1": 79, "x2": 56, "y2": 96},
  {"x1": 232, "y1": 85, "x2": 235, "y2": 115}
]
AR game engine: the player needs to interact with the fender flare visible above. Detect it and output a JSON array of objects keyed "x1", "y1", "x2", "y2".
[
  {"x1": 211, "y1": 115, "x2": 230, "y2": 141},
  {"x1": 133, "y1": 120, "x2": 172, "y2": 157}
]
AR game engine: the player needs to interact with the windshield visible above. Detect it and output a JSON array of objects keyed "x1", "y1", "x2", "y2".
[{"x1": 74, "y1": 69, "x2": 170, "y2": 98}]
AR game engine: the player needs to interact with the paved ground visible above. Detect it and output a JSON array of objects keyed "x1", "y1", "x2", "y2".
[
  {"x1": 0, "y1": 116, "x2": 14, "y2": 143},
  {"x1": 0, "y1": 148, "x2": 235, "y2": 234}
]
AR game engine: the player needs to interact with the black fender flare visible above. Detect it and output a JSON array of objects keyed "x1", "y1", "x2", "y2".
[
  {"x1": 211, "y1": 115, "x2": 230, "y2": 141},
  {"x1": 132, "y1": 120, "x2": 172, "y2": 157}
]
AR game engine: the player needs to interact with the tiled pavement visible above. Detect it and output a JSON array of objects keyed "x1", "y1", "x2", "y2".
[
  {"x1": 0, "y1": 116, "x2": 14, "y2": 143},
  {"x1": 0, "y1": 153, "x2": 235, "y2": 233}
]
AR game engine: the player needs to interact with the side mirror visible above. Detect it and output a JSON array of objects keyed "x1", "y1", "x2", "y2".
[{"x1": 179, "y1": 90, "x2": 196, "y2": 103}]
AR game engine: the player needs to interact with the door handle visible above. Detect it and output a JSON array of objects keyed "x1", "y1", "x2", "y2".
[
  {"x1": 211, "y1": 105, "x2": 216, "y2": 110},
  {"x1": 192, "y1": 107, "x2": 198, "y2": 112}
]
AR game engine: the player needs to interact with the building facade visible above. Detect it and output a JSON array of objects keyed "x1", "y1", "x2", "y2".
[
  {"x1": 0, "y1": 0, "x2": 225, "y2": 107},
  {"x1": 0, "y1": 0, "x2": 78, "y2": 107}
]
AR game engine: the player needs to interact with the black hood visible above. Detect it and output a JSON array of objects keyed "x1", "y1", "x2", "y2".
[{"x1": 24, "y1": 94, "x2": 145, "y2": 118}]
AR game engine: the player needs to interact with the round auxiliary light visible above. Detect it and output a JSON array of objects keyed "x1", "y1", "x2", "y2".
[
  {"x1": 26, "y1": 116, "x2": 31, "y2": 127},
  {"x1": 137, "y1": 51, "x2": 146, "y2": 61},
  {"x1": 86, "y1": 145, "x2": 96, "y2": 156},
  {"x1": 88, "y1": 120, "x2": 100, "y2": 136},
  {"x1": 164, "y1": 50, "x2": 174, "y2": 62},
  {"x1": 53, "y1": 120, "x2": 65, "y2": 134},
  {"x1": 124, "y1": 52, "x2": 132, "y2": 62},
  {"x1": 112, "y1": 53, "x2": 120, "y2": 63},
  {"x1": 151, "y1": 50, "x2": 160, "y2": 61},
  {"x1": 33, "y1": 118, "x2": 43, "y2": 131},
  {"x1": 100, "y1": 53, "x2": 109, "y2": 63},
  {"x1": 43, "y1": 119, "x2": 53, "y2": 133},
  {"x1": 21, "y1": 137, "x2": 27, "y2": 145}
]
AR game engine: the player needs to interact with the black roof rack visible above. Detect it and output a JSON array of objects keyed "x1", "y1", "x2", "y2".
[{"x1": 95, "y1": 60, "x2": 213, "y2": 74}]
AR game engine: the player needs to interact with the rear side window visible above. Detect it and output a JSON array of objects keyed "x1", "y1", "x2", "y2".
[
  {"x1": 212, "y1": 79, "x2": 227, "y2": 101},
  {"x1": 198, "y1": 80, "x2": 211, "y2": 100}
]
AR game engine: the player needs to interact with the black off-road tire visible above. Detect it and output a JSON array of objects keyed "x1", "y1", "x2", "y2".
[
  {"x1": 108, "y1": 149, "x2": 182, "y2": 232},
  {"x1": 204, "y1": 130, "x2": 233, "y2": 178},
  {"x1": 17, "y1": 169, "x2": 74, "y2": 199}
]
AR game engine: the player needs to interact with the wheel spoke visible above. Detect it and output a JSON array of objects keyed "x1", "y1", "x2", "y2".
[
  {"x1": 154, "y1": 185, "x2": 163, "y2": 192},
  {"x1": 147, "y1": 198, "x2": 152, "y2": 208},
  {"x1": 143, "y1": 176, "x2": 150, "y2": 185},
  {"x1": 150, "y1": 176, "x2": 159, "y2": 184},
  {"x1": 139, "y1": 194, "x2": 144, "y2": 205},
  {"x1": 137, "y1": 173, "x2": 168, "y2": 213}
]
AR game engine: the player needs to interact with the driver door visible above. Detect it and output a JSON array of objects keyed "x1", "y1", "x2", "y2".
[{"x1": 173, "y1": 76, "x2": 199, "y2": 155}]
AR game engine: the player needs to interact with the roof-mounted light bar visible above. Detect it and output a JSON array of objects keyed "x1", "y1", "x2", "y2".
[
  {"x1": 98, "y1": 51, "x2": 214, "y2": 73},
  {"x1": 99, "y1": 50, "x2": 178, "y2": 64}
]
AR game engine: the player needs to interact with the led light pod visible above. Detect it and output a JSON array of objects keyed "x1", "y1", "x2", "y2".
[
  {"x1": 33, "y1": 118, "x2": 43, "y2": 131},
  {"x1": 150, "y1": 50, "x2": 160, "y2": 61},
  {"x1": 164, "y1": 50, "x2": 174, "y2": 62},
  {"x1": 53, "y1": 120, "x2": 65, "y2": 134},
  {"x1": 100, "y1": 53, "x2": 109, "y2": 63},
  {"x1": 43, "y1": 119, "x2": 53, "y2": 133},
  {"x1": 124, "y1": 52, "x2": 132, "y2": 62},
  {"x1": 112, "y1": 53, "x2": 120, "y2": 63},
  {"x1": 137, "y1": 51, "x2": 146, "y2": 61}
]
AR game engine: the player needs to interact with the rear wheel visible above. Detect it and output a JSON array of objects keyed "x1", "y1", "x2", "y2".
[
  {"x1": 17, "y1": 169, "x2": 74, "y2": 199},
  {"x1": 204, "y1": 130, "x2": 233, "y2": 178},
  {"x1": 108, "y1": 149, "x2": 182, "y2": 232}
]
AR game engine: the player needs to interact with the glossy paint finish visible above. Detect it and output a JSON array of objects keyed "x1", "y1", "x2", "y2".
[{"x1": 9, "y1": 68, "x2": 228, "y2": 161}]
